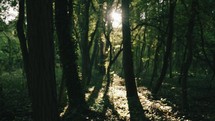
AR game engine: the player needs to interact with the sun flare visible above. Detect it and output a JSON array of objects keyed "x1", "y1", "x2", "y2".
[{"x1": 111, "y1": 11, "x2": 122, "y2": 28}]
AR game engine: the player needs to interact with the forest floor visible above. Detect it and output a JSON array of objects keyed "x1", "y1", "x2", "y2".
[
  {"x1": 0, "y1": 70, "x2": 215, "y2": 121},
  {"x1": 86, "y1": 74, "x2": 215, "y2": 121}
]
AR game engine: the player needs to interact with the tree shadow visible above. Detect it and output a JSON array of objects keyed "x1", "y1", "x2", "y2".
[
  {"x1": 86, "y1": 74, "x2": 104, "y2": 105},
  {"x1": 85, "y1": 74, "x2": 124, "y2": 120},
  {"x1": 102, "y1": 88, "x2": 123, "y2": 120},
  {"x1": 103, "y1": 96, "x2": 123, "y2": 120}
]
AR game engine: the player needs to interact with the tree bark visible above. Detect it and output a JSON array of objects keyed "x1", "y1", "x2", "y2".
[
  {"x1": 26, "y1": 0, "x2": 59, "y2": 120},
  {"x1": 55, "y1": 0, "x2": 88, "y2": 113},
  {"x1": 122, "y1": 0, "x2": 148, "y2": 120}
]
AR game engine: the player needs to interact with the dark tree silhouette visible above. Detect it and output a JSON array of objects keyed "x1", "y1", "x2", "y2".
[
  {"x1": 19, "y1": 0, "x2": 59, "y2": 120},
  {"x1": 179, "y1": 0, "x2": 198, "y2": 109},
  {"x1": 122, "y1": 0, "x2": 148, "y2": 120},
  {"x1": 79, "y1": 0, "x2": 91, "y2": 86},
  {"x1": 17, "y1": 0, "x2": 30, "y2": 91},
  {"x1": 152, "y1": 0, "x2": 176, "y2": 95},
  {"x1": 55, "y1": 0, "x2": 88, "y2": 114}
]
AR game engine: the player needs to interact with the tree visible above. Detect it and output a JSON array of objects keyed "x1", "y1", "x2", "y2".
[
  {"x1": 122, "y1": 0, "x2": 148, "y2": 120},
  {"x1": 17, "y1": 0, "x2": 30, "y2": 89},
  {"x1": 17, "y1": 0, "x2": 59, "y2": 120},
  {"x1": 152, "y1": 0, "x2": 176, "y2": 95},
  {"x1": 78, "y1": 0, "x2": 91, "y2": 86},
  {"x1": 55, "y1": 0, "x2": 88, "y2": 115},
  {"x1": 179, "y1": 0, "x2": 198, "y2": 109}
]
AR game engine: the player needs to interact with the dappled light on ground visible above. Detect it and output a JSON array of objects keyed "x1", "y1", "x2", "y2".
[
  {"x1": 111, "y1": 75, "x2": 189, "y2": 121},
  {"x1": 1, "y1": 71, "x2": 215, "y2": 121},
  {"x1": 86, "y1": 74, "x2": 190, "y2": 121}
]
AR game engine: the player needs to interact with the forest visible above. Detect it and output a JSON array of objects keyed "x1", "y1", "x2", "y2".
[{"x1": 0, "y1": 0, "x2": 215, "y2": 121}]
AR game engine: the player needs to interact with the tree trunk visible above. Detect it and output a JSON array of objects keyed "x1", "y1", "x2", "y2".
[
  {"x1": 122, "y1": 0, "x2": 148, "y2": 120},
  {"x1": 136, "y1": 27, "x2": 147, "y2": 77},
  {"x1": 79, "y1": 0, "x2": 91, "y2": 86},
  {"x1": 179, "y1": 0, "x2": 197, "y2": 109},
  {"x1": 152, "y1": 0, "x2": 176, "y2": 95},
  {"x1": 26, "y1": 0, "x2": 59, "y2": 120},
  {"x1": 150, "y1": 40, "x2": 162, "y2": 87},
  {"x1": 55, "y1": 0, "x2": 88, "y2": 113},
  {"x1": 17, "y1": 0, "x2": 30, "y2": 91},
  {"x1": 98, "y1": 1, "x2": 106, "y2": 75},
  {"x1": 169, "y1": 52, "x2": 173, "y2": 78},
  {"x1": 88, "y1": 10, "x2": 103, "y2": 84},
  {"x1": 99, "y1": 40, "x2": 106, "y2": 74}
]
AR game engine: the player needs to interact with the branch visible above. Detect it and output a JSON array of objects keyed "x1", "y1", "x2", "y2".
[
  {"x1": 110, "y1": 47, "x2": 123, "y2": 65},
  {"x1": 131, "y1": 22, "x2": 166, "y2": 34}
]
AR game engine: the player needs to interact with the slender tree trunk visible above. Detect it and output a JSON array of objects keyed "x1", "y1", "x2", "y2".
[
  {"x1": 96, "y1": 1, "x2": 107, "y2": 74},
  {"x1": 88, "y1": 4, "x2": 103, "y2": 84},
  {"x1": 26, "y1": 0, "x2": 59, "y2": 120},
  {"x1": 179, "y1": 0, "x2": 197, "y2": 109},
  {"x1": 55, "y1": 0, "x2": 88, "y2": 113},
  {"x1": 150, "y1": 40, "x2": 162, "y2": 87},
  {"x1": 136, "y1": 27, "x2": 147, "y2": 77},
  {"x1": 122, "y1": 0, "x2": 148, "y2": 120},
  {"x1": 150, "y1": 4, "x2": 165, "y2": 86},
  {"x1": 79, "y1": 0, "x2": 91, "y2": 86},
  {"x1": 103, "y1": 0, "x2": 114, "y2": 92},
  {"x1": 152, "y1": 0, "x2": 176, "y2": 95},
  {"x1": 169, "y1": 52, "x2": 173, "y2": 78},
  {"x1": 17, "y1": 0, "x2": 30, "y2": 90},
  {"x1": 99, "y1": 40, "x2": 106, "y2": 74}
]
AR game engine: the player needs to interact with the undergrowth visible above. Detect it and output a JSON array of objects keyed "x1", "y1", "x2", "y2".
[{"x1": 0, "y1": 69, "x2": 215, "y2": 121}]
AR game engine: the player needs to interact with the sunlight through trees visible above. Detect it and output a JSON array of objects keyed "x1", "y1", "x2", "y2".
[
  {"x1": 0, "y1": 0, "x2": 215, "y2": 120},
  {"x1": 111, "y1": 10, "x2": 122, "y2": 28}
]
